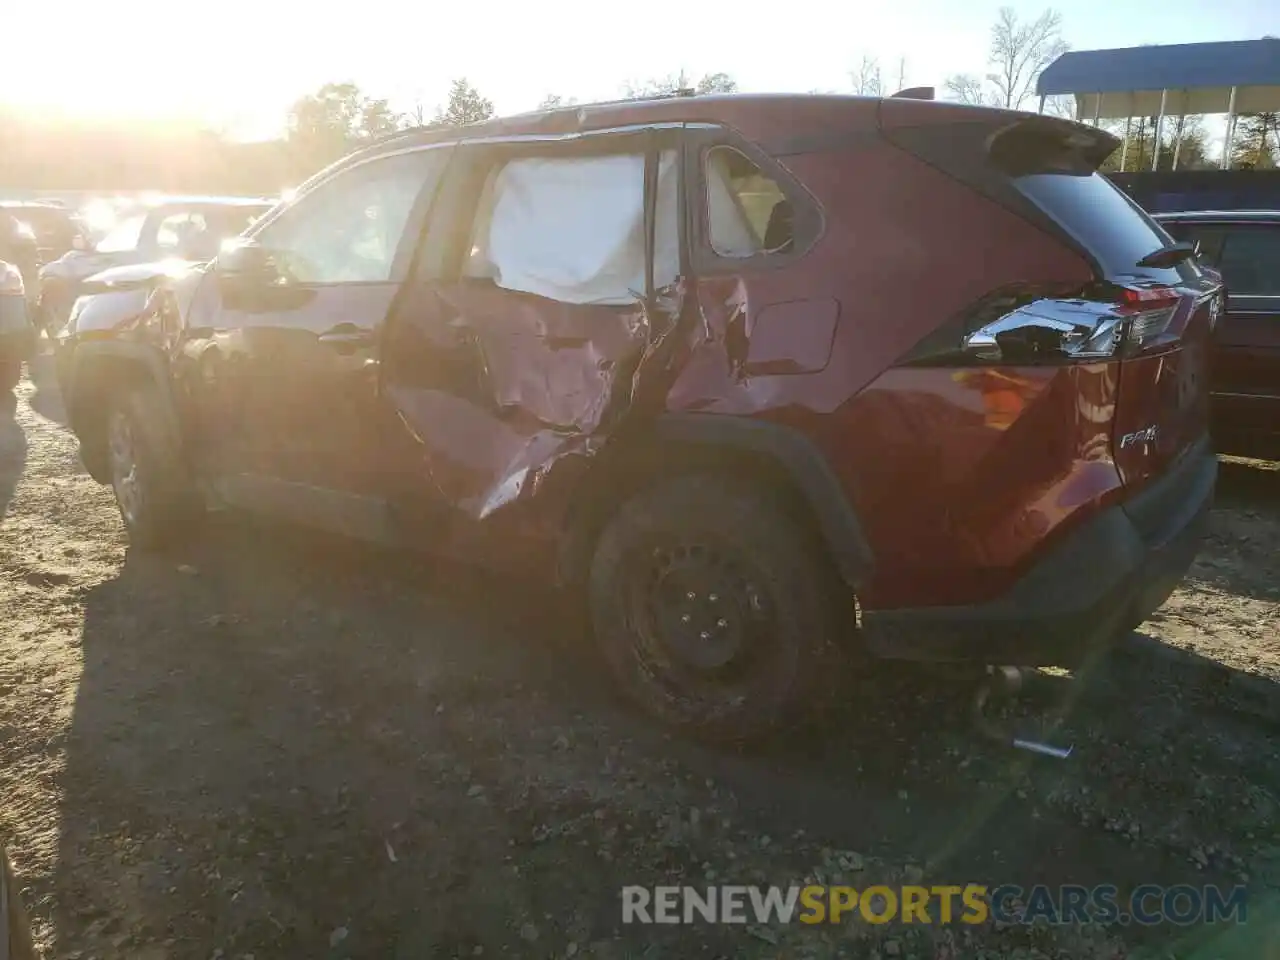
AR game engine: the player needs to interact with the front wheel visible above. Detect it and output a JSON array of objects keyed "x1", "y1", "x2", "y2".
[
  {"x1": 106, "y1": 384, "x2": 199, "y2": 549},
  {"x1": 589, "y1": 474, "x2": 850, "y2": 743}
]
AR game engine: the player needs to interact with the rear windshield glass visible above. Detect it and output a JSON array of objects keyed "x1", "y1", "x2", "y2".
[{"x1": 1014, "y1": 172, "x2": 1200, "y2": 285}]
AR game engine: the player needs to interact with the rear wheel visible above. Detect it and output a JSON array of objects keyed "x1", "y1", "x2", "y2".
[
  {"x1": 589, "y1": 474, "x2": 850, "y2": 742},
  {"x1": 106, "y1": 384, "x2": 198, "y2": 549}
]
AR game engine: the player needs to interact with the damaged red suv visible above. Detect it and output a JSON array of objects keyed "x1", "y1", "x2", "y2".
[{"x1": 63, "y1": 94, "x2": 1220, "y2": 740}]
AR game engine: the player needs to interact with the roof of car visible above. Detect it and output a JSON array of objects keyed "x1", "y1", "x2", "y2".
[
  {"x1": 349, "y1": 91, "x2": 1016, "y2": 162},
  {"x1": 0, "y1": 200, "x2": 72, "y2": 211},
  {"x1": 283, "y1": 91, "x2": 1056, "y2": 204},
  {"x1": 140, "y1": 195, "x2": 274, "y2": 208},
  {"x1": 1153, "y1": 209, "x2": 1280, "y2": 223}
]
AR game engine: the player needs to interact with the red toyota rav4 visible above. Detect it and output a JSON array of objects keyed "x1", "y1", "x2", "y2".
[{"x1": 63, "y1": 94, "x2": 1220, "y2": 741}]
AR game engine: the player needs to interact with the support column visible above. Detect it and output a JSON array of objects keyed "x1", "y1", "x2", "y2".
[
  {"x1": 1092, "y1": 92, "x2": 1101, "y2": 126},
  {"x1": 1152, "y1": 88, "x2": 1168, "y2": 171},
  {"x1": 1038, "y1": 93, "x2": 1046, "y2": 114},
  {"x1": 1120, "y1": 115, "x2": 1132, "y2": 171},
  {"x1": 1221, "y1": 85, "x2": 1238, "y2": 169}
]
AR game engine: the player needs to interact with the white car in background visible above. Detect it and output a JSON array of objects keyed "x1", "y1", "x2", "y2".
[{"x1": 38, "y1": 196, "x2": 274, "y2": 336}]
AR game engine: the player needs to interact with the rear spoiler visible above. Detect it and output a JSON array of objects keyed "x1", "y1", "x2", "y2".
[
  {"x1": 987, "y1": 116, "x2": 1121, "y2": 175},
  {"x1": 891, "y1": 86, "x2": 935, "y2": 100}
]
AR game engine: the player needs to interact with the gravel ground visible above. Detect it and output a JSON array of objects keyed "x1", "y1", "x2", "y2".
[{"x1": 2, "y1": 355, "x2": 1278, "y2": 959}]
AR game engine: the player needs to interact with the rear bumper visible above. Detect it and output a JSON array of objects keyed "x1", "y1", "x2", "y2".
[{"x1": 860, "y1": 438, "x2": 1217, "y2": 666}]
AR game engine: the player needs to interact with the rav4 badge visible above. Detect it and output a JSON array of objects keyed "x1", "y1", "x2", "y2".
[{"x1": 1120, "y1": 425, "x2": 1159, "y2": 449}]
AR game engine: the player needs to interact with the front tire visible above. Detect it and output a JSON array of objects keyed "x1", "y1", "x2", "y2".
[
  {"x1": 589, "y1": 474, "x2": 850, "y2": 743},
  {"x1": 106, "y1": 383, "x2": 198, "y2": 550}
]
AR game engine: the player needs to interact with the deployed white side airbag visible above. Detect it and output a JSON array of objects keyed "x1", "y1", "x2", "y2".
[{"x1": 480, "y1": 151, "x2": 679, "y2": 306}]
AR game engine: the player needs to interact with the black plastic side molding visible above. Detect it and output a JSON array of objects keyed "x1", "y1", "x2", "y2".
[{"x1": 652, "y1": 413, "x2": 875, "y2": 588}]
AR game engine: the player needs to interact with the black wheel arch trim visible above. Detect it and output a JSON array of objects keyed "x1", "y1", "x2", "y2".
[
  {"x1": 561, "y1": 412, "x2": 875, "y2": 589},
  {"x1": 66, "y1": 339, "x2": 185, "y2": 474}
]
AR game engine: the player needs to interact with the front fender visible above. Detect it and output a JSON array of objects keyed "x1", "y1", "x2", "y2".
[{"x1": 65, "y1": 339, "x2": 184, "y2": 481}]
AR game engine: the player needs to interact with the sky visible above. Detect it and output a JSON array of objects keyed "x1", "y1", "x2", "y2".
[{"x1": 0, "y1": 0, "x2": 1275, "y2": 140}]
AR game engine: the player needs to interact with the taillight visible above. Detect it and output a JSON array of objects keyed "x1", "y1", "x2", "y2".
[
  {"x1": 962, "y1": 299, "x2": 1125, "y2": 362},
  {"x1": 961, "y1": 283, "x2": 1186, "y2": 364}
]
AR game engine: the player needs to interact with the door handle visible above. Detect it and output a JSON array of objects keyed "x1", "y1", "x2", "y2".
[{"x1": 318, "y1": 327, "x2": 375, "y2": 348}]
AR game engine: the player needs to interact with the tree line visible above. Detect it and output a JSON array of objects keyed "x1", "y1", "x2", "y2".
[
  {"x1": 0, "y1": 72, "x2": 742, "y2": 195},
  {"x1": 1, "y1": 7, "x2": 1274, "y2": 195}
]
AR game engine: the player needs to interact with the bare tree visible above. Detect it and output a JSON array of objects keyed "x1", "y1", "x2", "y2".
[
  {"x1": 406, "y1": 101, "x2": 430, "y2": 127},
  {"x1": 851, "y1": 56, "x2": 883, "y2": 96},
  {"x1": 943, "y1": 6, "x2": 1067, "y2": 110},
  {"x1": 944, "y1": 74, "x2": 990, "y2": 106},
  {"x1": 622, "y1": 71, "x2": 738, "y2": 99}
]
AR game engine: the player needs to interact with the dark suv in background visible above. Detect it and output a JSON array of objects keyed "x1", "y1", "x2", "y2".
[
  {"x1": 1154, "y1": 210, "x2": 1280, "y2": 459},
  {"x1": 62, "y1": 94, "x2": 1219, "y2": 741}
]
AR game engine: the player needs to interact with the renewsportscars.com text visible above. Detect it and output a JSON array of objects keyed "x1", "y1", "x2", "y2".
[{"x1": 621, "y1": 884, "x2": 1248, "y2": 927}]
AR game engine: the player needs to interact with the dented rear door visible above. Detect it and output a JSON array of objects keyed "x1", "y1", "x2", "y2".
[{"x1": 379, "y1": 129, "x2": 689, "y2": 537}]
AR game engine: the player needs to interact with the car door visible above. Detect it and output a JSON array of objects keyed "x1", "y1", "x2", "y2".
[
  {"x1": 672, "y1": 126, "x2": 836, "y2": 410},
  {"x1": 378, "y1": 131, "x2": 686, "y2": 560},
  {"x1": 178, "y1": 146, "x2": 452, "y2": 534},
  {"x1": 1200, "y1": 223, "x2": 1280, "y2": 446}
]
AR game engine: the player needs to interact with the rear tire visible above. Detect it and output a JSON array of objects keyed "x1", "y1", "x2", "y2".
[
  {"x1": 589, "y1": 473, "x2": 850, "y2": 743},
  {"x1": 0, "y1": 360, "x2": 20, "y2": 393},
  {"x1": 106, "y1": 383, "x2": 199, "y2": 550}
]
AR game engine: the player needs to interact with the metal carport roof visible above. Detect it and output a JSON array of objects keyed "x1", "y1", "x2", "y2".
[{"x1": 1037, "y1": 38, "x2": 1280, "y2": 120}]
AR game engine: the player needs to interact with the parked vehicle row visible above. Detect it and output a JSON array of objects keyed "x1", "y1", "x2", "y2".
[
  {"x1": 0, "y1": 195, "x2": 273, "y2": 394},
  {"x1": 0, "y1": 259, "x2": 34, "y2": 391},
  {"x1": 59, "y1": 93, "x2": 1221, "y2": 740},
  {"x1": 37, "y1": 195, "x2": 273, "y2": 337},
  {"x1": 1153, "y1": 209, "x2": 1280, "y2": 460}
]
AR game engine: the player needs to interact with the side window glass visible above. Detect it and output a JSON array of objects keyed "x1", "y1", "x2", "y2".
[
  {"x1": 95, "y1": 213, "x2": 146, "y2": 254},
  {"x1": 1168, "y1": 224, "x2": 1226, "y2": 265},
  {"x1": 255, "y1": 151, "x2": 446, "y2": 284},
  {"x1": 463, "y1": 149, "x2": 680, "y2": 305},
  {"x1": 704, "y1": 145, "x2": 793, "y2": 258},
  {"x1": 155, "y1": 212, "x2": 209, "y2": 254},
  {"x1": 1218, "y1": 228, "x2": 1280, "y2": 296}
]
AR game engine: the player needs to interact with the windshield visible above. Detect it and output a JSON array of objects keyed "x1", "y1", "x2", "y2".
[{"x1": 94, "y1": 213, "x2": 147, "y2": 254}]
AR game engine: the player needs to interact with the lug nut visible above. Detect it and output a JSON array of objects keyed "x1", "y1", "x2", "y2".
[
  {"x1": 717, "y1": 618, "x2": 728, "y2": 628},
  {"x1": 681, "y1": 614, "x2": 691, "y2": 623},
  {"x1": 700, "y1": 631, "x2": 711, "y2": 640}
]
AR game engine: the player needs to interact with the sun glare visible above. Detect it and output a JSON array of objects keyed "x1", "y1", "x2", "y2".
[{"x1": 79, "y1": 200, "x2": 119, "y2": 235}]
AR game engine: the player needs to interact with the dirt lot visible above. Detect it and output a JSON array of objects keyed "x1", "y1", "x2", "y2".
[{"x1": 2, "y1": 355, "x2": 1278, "y2": 959}]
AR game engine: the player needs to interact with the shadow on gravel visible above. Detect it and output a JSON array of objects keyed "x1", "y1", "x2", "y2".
[
  {"x1": 49, "y1": 515, "x2": 1280, "y2": 957},
  {"x1": 1184, "y1": 456, "x2": 1280, "y2": 604},
  {"x1": 24, "y1": 352, "x2": 65, "y2": 426},
  {"x1": 0, "y1": 389, "x2": 27, "y2": 523},
  {"x1": 1215, "y1": 456, "x2": 1280, "y2": 506}
]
